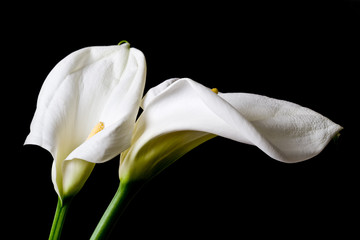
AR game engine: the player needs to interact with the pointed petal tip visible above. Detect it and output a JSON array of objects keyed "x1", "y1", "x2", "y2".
[{"x1": 118, "y1": 40, "x2": 130, "y2": 46}]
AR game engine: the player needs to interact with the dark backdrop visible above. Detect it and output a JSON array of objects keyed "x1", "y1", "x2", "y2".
[{"x1": 6, "y1": 1, "x2": 359, "y2": 239}]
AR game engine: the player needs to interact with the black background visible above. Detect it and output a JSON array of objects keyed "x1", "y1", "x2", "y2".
[{"x1": 5, "y1": 0, "x2": 359, "y2": 239}]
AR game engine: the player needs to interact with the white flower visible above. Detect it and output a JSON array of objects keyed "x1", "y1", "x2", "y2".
[
  {"x1": 25, "y1": 43, "x2": 146, "y2": 200},
  {"x1": 119, "y1": 78, "x2": 342, "y2": 182}
]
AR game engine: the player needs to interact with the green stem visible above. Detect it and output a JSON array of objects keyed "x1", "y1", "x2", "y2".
[
  {"x1": 90, "y1": 181, "x2": 143, "y2": 240},
  {"x1": 49, "y1": 198, "x2": 71, "y2": 240}
]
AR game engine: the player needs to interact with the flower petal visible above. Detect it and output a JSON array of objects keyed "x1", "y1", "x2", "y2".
[
  {"x1": 24, "y1": 44, "x2": 132, "y2": 157},
  {"x1": 65, "y1": 47, "x2": 146, "y2": 163},
  {"x1": 141, "y1": 78, "x2": 179, "y2": 109},
  {"x1": 120, "y1": 78, "x2": 342, "y2": 181},
  {"x1": 219, "y1": 92, "x2": 343, "y2": 161}
]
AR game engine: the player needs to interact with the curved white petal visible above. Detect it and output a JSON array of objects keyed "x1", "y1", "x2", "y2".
[
  {"x1": 141, "y1": 78, "x2": 179, "y2": 109},
  {"x1": 65, "y1": 47, "x2": 146, "y2": 163},
  {"x1": 218, "y1": 92, "x2": 342, "y2": 161},
  {"x1": 25, "y1": 44, "x2": 133, "y2": 156},
  {"x1": 120, "y1": 78, "x2": 342, "y2": 182},
  {"x1": 25, "y1": 44, "x2": 146, "y2": 198}
]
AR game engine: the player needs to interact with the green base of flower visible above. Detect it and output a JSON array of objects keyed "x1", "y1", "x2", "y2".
[
  {"x1": 49, "y1": 198, "x2": 71, "y2": 240},
  {"x1": 90, "y1": 181, "x2": 144, "y2": 240}
]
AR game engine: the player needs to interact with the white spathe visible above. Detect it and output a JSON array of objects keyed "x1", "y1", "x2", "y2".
[
  {"x1": 25, "y1": 43, "x2": 146, "y2": 200},
  {"x1": 119, "y1": 78, "x2": 342, "y2": 182}
]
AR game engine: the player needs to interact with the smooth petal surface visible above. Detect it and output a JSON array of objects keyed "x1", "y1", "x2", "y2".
[
  {"x1": 25, "y1": 43, "x2": 146, "y2": 198},
  {"x1": 64, "y1": 47, "x2": 146, "y2": 164},
  {"x1": 119, "y1": 78, "x2": 342, "y2": 182}
]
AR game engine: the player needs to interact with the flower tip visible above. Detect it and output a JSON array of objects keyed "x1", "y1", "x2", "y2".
[{"x1": 118, "y1": 40, "x2": 130, "y2": 47}]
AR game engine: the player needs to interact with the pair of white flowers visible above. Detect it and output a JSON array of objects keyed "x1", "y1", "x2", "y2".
[{"x1": 25, "y1": 43, "x2": 342, "y2": 203}]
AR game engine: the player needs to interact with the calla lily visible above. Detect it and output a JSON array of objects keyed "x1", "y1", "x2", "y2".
[
  {"x1": 24, "y1": 42, "x2": 146, "y2": 200},
  {"x1": 91, "y1": 77, "x2": 342, "y2": 239},
  {"x1": 119, "y1": 78, "x2": 343, "y2": 182}
]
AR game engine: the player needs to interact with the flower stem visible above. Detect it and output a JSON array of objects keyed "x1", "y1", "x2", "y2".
[
  {"x1": 49, "y1": 198, "x2": 71, "y2": 240},
  {"x1": 90, "y1": 181, "x2": 143, "y2": 240}
]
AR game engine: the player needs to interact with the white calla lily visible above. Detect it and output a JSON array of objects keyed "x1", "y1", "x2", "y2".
[
  {"x1": 119, "y1": 78, "x2": 342, "y2": 182},
  {"x1": 25, "y1": 43, "x2": 146, "y2": 200},
  {"x1": 91, "y1": 77, "x2": 342, "y2": 239}
]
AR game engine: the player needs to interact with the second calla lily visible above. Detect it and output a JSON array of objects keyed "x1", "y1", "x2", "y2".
[
  {"x1": 119, "y1": 78, "x2": 343, "y2": 182},
  {"x1": 91, "y1": 78, "x2": 342, "y2": 239},
  {"x1": 25, "y1": 42, "x2": 146, "y2": 201}
]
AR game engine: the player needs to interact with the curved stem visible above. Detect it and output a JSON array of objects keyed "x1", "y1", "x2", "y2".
[
  {"x1": 90, "y1": 181, "x2": 143, "y2": 240},
  {"x1": 49, "y1": 198, "x2": 71, "y2": 240}
]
